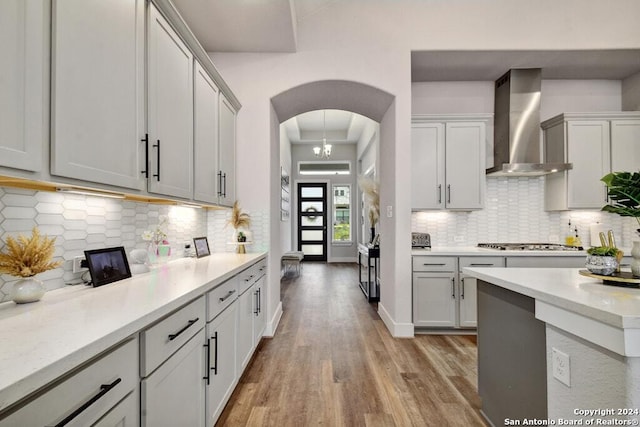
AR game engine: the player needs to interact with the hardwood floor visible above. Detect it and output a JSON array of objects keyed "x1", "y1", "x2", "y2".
[{"x1": 216, "y1": 263, "x2": 487, "y2": 426}]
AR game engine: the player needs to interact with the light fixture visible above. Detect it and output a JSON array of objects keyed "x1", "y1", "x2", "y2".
[
  {"x1": 177, "y1": 202, "x2": 203, "y2": 209},
  {"x1": 313, "y1": 110, "x2": 332, "y2": 159},
  {"x1": 56, "y1": 187, "x2": 126, "y2": 199}
]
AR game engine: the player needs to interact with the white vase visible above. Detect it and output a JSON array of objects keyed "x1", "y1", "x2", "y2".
[
  {"x1": 12, "y1": 277, "x2": 46, "y2": 304},
  {"x1": 631, "y1": 241, "x2": 640, "y2": 278}
]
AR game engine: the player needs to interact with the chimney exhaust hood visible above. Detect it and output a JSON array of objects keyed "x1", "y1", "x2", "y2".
[{"x1": 486, "y1": 68, "x2": 572, "y2": 176}]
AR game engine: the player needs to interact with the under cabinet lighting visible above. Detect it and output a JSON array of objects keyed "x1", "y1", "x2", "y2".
[
  {"x1": 177, "y1": 203, "x2": 203, "y2": 209},
  {"x1": 56, "y1": 187, "x2": 126, "y2": 199}
]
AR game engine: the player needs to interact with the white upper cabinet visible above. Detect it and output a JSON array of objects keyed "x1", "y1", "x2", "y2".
[
  {"x1": 411, "y1": 123, "x2": 445, "y2": 209},
  {"x1": 50, "y1": 0, "x2": 145, "y2": 190},
  {"x1": 218, "y1": 94, "x2": 237, "y2": 206},
  {"x1": 193, "y1": 61, "x2": 220, "y2": 204},
  {"x1": 147, "y1": 4, "x2": 193, "y2": 199},
  {"x1": 411, "y1": 116, "x2": 487, "y2": 211},
  {"x1": 0, "y1": 0, "x2": 47, "y2": 173},
  {"x1": 543, "y1": 113, "x2": 640, "y2": 211}
]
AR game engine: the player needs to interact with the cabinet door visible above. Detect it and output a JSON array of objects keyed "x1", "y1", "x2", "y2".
[
  {"x1": 567, "y1": 120, "x2": 610, "y2": 209},
  {"x1": 611, "y1": 120, "x2": 640, "y2": 173},
  {"x1": 218, "y1": 94, "x2": 236, "y2": 206},
  {"x1": 411, "y1": 123, "x2": 445, "y2": 209},
  {"x1": 141, "y1": 329, "x2": 205, "y2": 427},
  {"x1": 93, "y1": 391, "x2": 138, "y2": 427},
  {"x1": 206, "y1": 303, "x2": 237, "y2": 426},
  {"x1": 51, "y1": 0, "x2": 145, "y2": 189},
  {"x1": 193, "y1": 61, "x2": 220, "y2": 204},
  {"x1": 254, "y1": 276, "x2": 266, "y2": 343},
  {"x1": 147, "y1": 4, "x2": 193, "y2": 199},
  {"x1": 237, "y1": 286, "x2": 255, "y2": 371},
  {"x1": 458, "y1": 275, "x2": 478, "y2": 328},
  {"x1": 444, "y1": 121, "x2": 485, "y2": 210},
  {"x1": 413, "y1": 274, "x2": 457, "y2": 328},
  {"x1": 0, "y1": 0, "x2": 47, "y2": 172}
]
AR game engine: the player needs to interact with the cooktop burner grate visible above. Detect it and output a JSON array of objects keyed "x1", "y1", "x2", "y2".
[{"x1": 477, "y1": 243, "x2": 584, "y2": 251}]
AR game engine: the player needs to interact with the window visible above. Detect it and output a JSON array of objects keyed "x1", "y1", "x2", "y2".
[{"x1": 332, "y1": 185, "x2": 351, "y2": 242}]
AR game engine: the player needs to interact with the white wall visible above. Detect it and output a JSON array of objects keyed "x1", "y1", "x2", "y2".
[
  {"x1": 623, "y1": 71, "x2": 640, "y2": 111},
  {"x1": 210, "y1": 0, "x2": 640, "y2": 336}
]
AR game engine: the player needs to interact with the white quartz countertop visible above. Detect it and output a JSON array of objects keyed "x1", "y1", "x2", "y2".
[
  {"x1": 0, "y1": 252, "x2": 266, "y2": 413},
  {"x1": 412, "y1": 246, "x2": 590, "y2": 256},
  {"x1": 463, "y1": 266, "x2": 640, "y2": 356},
  {"x1": 463, "y1": 267, "x2": 640, "y2": 329}
]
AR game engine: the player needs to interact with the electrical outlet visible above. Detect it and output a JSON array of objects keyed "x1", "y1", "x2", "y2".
[
  {"x1": 73, "y1": 256, "x2": 87, "y2": 273},
  {"x1": 386, "y1": 205, "x2": 393, "y2": 218},
  {"x1": 552, "y1": 347, "x2": 571, "y2": 387}
]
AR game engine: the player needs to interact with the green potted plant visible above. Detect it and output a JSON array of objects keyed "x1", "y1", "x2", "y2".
[
  {"x1": 601, "y1": 171, "x2": 640, "y2": 276},
  {"x1": 585, "y1": 246, "x2": 621, "y2": 276}
]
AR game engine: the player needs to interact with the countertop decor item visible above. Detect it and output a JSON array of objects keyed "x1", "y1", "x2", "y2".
[
  {"x1": 142, "y1": 215, "x2": 169, "y2": 263},
  {"x1": 0, "y1": 227, "x2": 62, "y2": 303},
  {"x1": 227, "y1": 201, "x2": 251, "y2": 253},
  {"x1": 585, "y1": 246, "x2": 621, "y2": 276},
  {"x1": 601, "y1": 171, "x2": 640, "y2": 276}
]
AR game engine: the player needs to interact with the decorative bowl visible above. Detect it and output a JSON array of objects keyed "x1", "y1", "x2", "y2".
[{"x1": 585, "y1": 255, "x2": 618, "y2": 276}]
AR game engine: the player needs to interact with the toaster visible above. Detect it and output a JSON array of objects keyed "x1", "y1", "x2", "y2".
[{"x1": 411, "y1": 232, "x2": 431, "y2": 249}]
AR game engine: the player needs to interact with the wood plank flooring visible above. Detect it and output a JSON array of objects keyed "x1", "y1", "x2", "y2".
[{"x1": 216, "y1": 263, "x2": 487, "y2": 426}]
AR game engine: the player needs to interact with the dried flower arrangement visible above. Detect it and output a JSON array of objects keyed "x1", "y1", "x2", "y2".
[
  {"x1": 358, "y1": 176, "x2": 380, "y2": 226},
  {"x1": 0, "y1": 227, "x2": 62, "y2": 278},
  {"x1": 228, "y1": 201, "x2": 251, "y2": 230}
]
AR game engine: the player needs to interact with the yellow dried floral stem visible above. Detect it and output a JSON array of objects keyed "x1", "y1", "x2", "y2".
[{"x1": 0, "y1": 227, "x2": 62, "y2": 277}]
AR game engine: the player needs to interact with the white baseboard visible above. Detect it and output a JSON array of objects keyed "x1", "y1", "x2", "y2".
[
  {"x1": 264, "y1": 301, "x2": 283, "y2": 337},
  {"x1": 328, "y1": 257, "x2": 357, "y2": 263},
  {"x1": 378, "y1": 302, "x2": 414, "y2": 338}
]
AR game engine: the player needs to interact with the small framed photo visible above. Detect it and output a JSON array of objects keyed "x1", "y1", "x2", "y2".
[
  {"x1": 193, "y1": 236, "x2": 210, "y2": 258},
  {"x1": 84, "y1": 246, "x2": 132, "y2": 288}
]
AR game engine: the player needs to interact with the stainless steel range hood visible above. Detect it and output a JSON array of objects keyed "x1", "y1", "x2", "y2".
[{"x1": 486, "y1": 68, "x2": 572, "y2": 176}]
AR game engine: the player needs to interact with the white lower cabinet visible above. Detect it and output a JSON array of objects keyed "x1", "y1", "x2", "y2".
[
  {"x1": 413, "y1": 274, "x2": 457, "y2": 327},
  {"x1": 413, "y1": 256, "x2": 504, "y2": 330},
  {"x1": 141, "y1": 329, "x2": 206, "y2": 427},
  {"x1": 237, "y1": 283, "x2": 256, "y2": 371},
  {"x1": 254, "y1": 275, "x2": 267, "y2": 343},
  {"x1": 206, "y1": 302, "x2": 237, "y2": 426},
  {"x1": 0, "y1": 338, "x2": 138, "y2": 427},
  {"x1": 94, "y1": 391, "x2": 138, "y2": 427}
]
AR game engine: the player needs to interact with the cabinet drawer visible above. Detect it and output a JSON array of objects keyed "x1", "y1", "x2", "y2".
[
  {"x1": 238, "y1": 264, "x2": 260, "y2": 294},
  {"x1": 254, "y1": 259, "x2": 267, "y2": 279},
  {"x1": 207, "y1": 276, "x2": 239, "y2": 322},
  {"x1": 412, "y1": 256, "x2": 456, "y2": 272},
  {"x1": 505, "y1": 256, "x2": 585, "y2": 268},
  {"x1": 140, "y1": 296, "x2": 206, "y2": 377},
  {"x1": 459, "y1": 256, "x2": 505, "y2": 271},
  {"x1": 1, "y1": 338, "x2": 138, "y2": 427}
]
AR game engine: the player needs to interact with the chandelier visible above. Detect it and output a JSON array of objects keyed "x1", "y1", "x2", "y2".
[{"x1": 313, "y1": 110, "x2": 332, "y2": 159}]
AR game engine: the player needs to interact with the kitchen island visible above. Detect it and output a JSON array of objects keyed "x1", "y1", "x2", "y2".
[{"x1": 463, "y1": 267, "x2": 640, "y2": 426}]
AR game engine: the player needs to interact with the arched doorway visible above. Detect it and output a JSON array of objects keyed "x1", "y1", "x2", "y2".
[{"x1": 268, "y1": 80, "x2": 402, "y2": 334}]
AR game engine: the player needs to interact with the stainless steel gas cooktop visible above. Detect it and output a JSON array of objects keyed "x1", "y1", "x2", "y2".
[{"x1": 477, "y1": 243, "x2": 584, "y2": 251}]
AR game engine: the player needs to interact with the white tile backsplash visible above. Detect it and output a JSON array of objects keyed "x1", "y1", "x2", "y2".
[
  {"x1": 412, "y1": 176, "x2": 638, "y2": 248},
  {"x1": 0, "y1": 187, "x2": 208, "y2": 304}
]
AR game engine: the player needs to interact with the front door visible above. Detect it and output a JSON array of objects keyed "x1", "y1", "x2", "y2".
[{"x1": 297, "y1": 183, "x2": 327, "y2": 261}]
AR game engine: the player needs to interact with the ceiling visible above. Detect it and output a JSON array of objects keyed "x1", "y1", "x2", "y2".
[{"x1": 282, "y1": 110, "x2": 369, "y2": 145}]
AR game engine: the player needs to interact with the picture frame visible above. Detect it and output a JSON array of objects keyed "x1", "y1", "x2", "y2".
[
  {"x1": 84, "y1": 246, "x2": 132, "y2": 288},
  {"x1": 193, "y1": 236, "x2": 210, "y2": 258}
]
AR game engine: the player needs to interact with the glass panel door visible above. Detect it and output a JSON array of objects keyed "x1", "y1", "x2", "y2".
[{"x1": 298, "y1": 183, "x2": 327, "y2": 261}]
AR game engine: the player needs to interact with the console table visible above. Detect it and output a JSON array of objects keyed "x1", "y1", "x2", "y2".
[{"x1": 358, "y1": 243, "x2": 379, "y2": 302}]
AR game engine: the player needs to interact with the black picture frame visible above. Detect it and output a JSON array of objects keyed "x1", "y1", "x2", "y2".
[
  {"x1": 193, "y1": 236, "x2": 210, "y2": 258},
  {"x1": 84, "y1": 246, "x2": 132, "y2": 288}
]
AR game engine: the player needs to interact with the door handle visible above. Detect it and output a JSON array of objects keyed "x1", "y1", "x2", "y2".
[
  {"x1": 51, "y1": 378, "x2": 122, "y2": 426},
  {"x1": 461, "y1": 277, "x2": 465, "y2": 299},
  {"x1": 140, "y1": 134, "x2": 149, "y2": 178},
  {"x1": 203, "y1": 339, "x2": 211, "y2": 385},
  {"x1": 447, "y1": 184, "x2": 451, "y2": 204},
  {"x1": 451, "y1": 278, "x2": 455, "y2": 299},
  {"x1": 438, "y1": 184, "x2": 442, "y2": 204},
  {"x1": 168, "y1": 318, "x2": 198, "y2": 341}
]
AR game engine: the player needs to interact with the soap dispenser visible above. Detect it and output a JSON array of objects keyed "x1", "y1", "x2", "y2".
[{"x1": 565, "y1": 220, "x2": 575, "y2": 246}]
